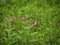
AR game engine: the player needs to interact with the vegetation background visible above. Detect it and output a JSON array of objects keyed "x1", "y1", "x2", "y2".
[{"x1": 0, "y1": 0, "x2": 60, "y2": 45}]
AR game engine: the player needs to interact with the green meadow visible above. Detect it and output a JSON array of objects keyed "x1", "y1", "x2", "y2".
[{"x1": 0, "y1": 0, "x2": 60, "y2": 45}]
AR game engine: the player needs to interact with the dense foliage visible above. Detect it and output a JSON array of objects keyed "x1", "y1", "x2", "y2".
[{"x1": 0, "y1": 0, "x2": 60, "y2": 45}]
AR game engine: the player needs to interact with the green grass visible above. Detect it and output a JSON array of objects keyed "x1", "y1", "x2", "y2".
[{"x1": 0, "y1": 0, "x2": 60, "y2": 45}]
